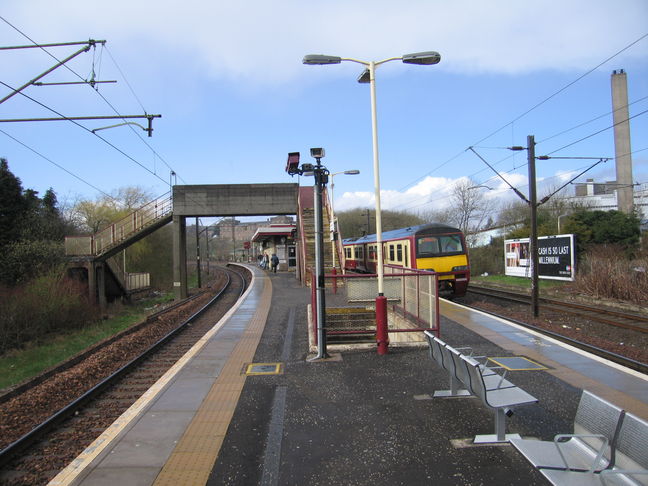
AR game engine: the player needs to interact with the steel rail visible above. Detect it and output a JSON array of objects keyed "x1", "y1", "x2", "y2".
[
  {"x1": 0, "y1": 266, "x2": 246, "y2": 466},
  {"x1": 456, "y1": 300, "x2": 647, "y2": 374},
  {"x1": 467, "y1": 286, "x2": 648, "y2": 334}
]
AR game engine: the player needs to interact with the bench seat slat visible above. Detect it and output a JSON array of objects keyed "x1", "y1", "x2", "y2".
[{"x1": 511, "y1": 390, "x2": 624, "y2": 473}]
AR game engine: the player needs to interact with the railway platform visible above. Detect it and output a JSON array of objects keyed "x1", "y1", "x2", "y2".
[{"x1": 50, "y1": 265, "x2": 648, "y2": 486}]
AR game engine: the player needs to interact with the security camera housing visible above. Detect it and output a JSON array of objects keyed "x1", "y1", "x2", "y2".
[{"x1": 310, "y1": 147, "x2": 325, "y2": 159}]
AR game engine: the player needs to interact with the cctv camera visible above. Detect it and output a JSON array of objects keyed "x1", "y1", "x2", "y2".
[{"x1": 310, "y1": 147, "x2": 325, "y2": 159}]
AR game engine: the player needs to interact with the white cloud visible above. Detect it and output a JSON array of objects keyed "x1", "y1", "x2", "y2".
[
  {"x1": 4, "y1": 0, "x2": 647, "y2": 86},
  {"x1": 334, "y1": 171, "x2": 541, "y2": 214}
]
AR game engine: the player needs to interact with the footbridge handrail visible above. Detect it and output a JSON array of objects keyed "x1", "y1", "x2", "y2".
[{"x1": 65, "y1": 192, "x2": 173, "y2": 257}]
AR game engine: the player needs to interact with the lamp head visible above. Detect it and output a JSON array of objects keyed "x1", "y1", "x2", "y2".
[
  {"x1": 303, "y1": 54, "x2": 342, "y2": 65},
  {"x1": 402, "y1": 51, "x2": 441, "y2": 65}
]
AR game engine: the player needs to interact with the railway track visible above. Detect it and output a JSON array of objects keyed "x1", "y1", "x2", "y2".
[
  {"x1": 462, "y1": 285, "x2": 648, "y2": 374},
  {"x1": 467, "y1": 285, "x2": 648, "y2": 333},
  {"x1": 0, "y1": 264, "x2": 248, "y2": 486}
]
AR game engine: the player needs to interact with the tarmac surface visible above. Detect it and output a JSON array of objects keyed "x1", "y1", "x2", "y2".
[{"x1": 206, "y1": 270, "x2": 576, "y2": 485}]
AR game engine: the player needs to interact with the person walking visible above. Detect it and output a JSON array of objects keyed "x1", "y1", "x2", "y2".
[{"x1": 271, "y1": 253, "x2": 279, "y2": 273}]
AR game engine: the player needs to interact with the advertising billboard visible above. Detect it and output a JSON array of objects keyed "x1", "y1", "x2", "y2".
[{"x1": 504, "y1": 234, "x2": 575, "y2": 281}]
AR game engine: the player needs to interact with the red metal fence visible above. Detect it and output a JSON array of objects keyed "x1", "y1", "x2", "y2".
[{"x1": 310, "y1": 265, "x2": 440, "y2": 352}]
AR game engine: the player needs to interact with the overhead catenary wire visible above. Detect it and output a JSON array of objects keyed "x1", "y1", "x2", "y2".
[
  {"x1": 392, "y1": 143, "x2": 647, "y2": 214},
  {"x1": 391, "y1": 95, "x2": 648, "y2": 214},
  {"x1": 0, "y1": 79, "x2": 170, "y2": 186},
  {"x1": 398, "y1": 31, "x2": 648, "y2": 193},
  {"x1": 0, "y1": 16, "x2": 184, "y2": 182},
  {"x1": 0, "y1": 127, "x2": 117, "y2": 201}
]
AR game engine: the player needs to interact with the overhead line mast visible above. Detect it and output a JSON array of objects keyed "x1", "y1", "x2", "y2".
[{"x1": 0, "y1": 39, "x2": 161, "y2": 136}]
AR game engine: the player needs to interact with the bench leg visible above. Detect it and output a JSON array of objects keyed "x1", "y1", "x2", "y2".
[
  {"x1": 433, "y1": 374, "x2": 471, "y2": 398},
  {"x1": 473, "y1": 409, "x2": 522, "y2": 444}
]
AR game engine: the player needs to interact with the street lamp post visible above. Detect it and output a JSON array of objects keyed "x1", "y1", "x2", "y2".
[
  {"x1": 329, "y1": 169, "x2": 360, "y2": 270},
  {"x1": 304, "y1": 51, "x2": 440, "y2": 355}
]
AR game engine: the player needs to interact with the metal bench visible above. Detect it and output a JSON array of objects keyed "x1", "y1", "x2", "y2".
[
  {"x1": 424, "y1": 330, "x2": 499, "y2": 398},
  {"x1": 424, "y1": 331, "x2": 470, "y2": 397},
  {"x1": 510, "y1": 390, "x2": 624, "y2": 474},
  {"x1": 462, "y1": 354, "x2": 538, "y2": 443},
  {"x1": 539, "y1": 410, "x2": 648, "y2": 485},
  {"x1": 423, "y1": 331, "x2": 538, "y2": 444}
]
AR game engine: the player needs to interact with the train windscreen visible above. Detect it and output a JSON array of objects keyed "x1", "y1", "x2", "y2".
[{"x1": 416, "y1": 234, "x2": 464, "y2": 257}]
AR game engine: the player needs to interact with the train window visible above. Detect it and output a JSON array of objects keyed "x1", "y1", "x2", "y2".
[
  {"x1": 345, "y1": 248, "x2": 351, "y2": 259},
  {"x1": 417, "y1": 236, "x2": 440, "y2": 255},
  {"x1": 357, "y1": 246, "x2": 364, "y2": 259},
  {"x1": 439, "y1": 235, "x2": 463, "y2": 254},
  {"x1": 389, "y1": 245, "x2": 395, "y2": 261},
  {"x1": 397, "y1": 244, "x2": 403, "y2": 262},
  {"x1": 417, "y1": 234, "x2": 464, "y2": 257}
]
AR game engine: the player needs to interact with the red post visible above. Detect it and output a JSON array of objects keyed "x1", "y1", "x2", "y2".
[
  {"x1": 332, "y1": 267, "x2": 337, "y2": 294},
  {"x1": 311, "y1": 271, "x2": 318, "y2": 345},
  {"x1": 375, "y1": 295, "x2": 389, "y2": 355}
]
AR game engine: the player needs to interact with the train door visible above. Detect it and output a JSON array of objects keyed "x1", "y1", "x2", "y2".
[{"x1": 403, "y1": 241, "x2": 410, "y2": 268}]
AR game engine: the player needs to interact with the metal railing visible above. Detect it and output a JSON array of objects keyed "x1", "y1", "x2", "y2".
[
  {"x1": 126, "y1": 272, "x2": 150, "y2": 291},
  {"x1": 65, "y1": 192, "x2": 172, "y2": 257},
  {"x1": 312, "y1": 265, "x2": 440, "y2": 347}
]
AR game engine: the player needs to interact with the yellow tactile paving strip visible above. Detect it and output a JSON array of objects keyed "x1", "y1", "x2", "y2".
[
  {"x1": 153, "y1": 276, "x2": 273, "y2": 486},
  {"x1": 48, "y1": 270, "x2": 271, "y2": 486}
]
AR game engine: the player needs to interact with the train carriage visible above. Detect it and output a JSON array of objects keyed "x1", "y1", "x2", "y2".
[{"x1": 342, "y1": 223, "x2": 470, "y2": 297}]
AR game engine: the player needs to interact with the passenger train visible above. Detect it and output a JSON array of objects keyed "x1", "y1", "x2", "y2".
[{"x1": 342, "y1": 223, "x2": 470, "y2": 297}]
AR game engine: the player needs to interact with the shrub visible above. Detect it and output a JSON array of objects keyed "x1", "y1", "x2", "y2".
[
  {"x1": 0, "y1": 268, "x2": 97, "y2": 353},
  {"x1": 0, "y1": 239, "x2": 64, "y2": 286},
  {"x1": 469, "y1": 237, "x2": 504, "y2": 276},
  {"x1": 572, "y1": 245, "x2": 647, "y2": 305}
]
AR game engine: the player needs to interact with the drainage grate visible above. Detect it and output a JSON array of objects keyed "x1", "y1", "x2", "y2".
[
  {"x1": 487, "y1": 356, "x2": 548, "y2": 371},
  {"x1": 245, "y1": 363, "x2": 283, "y2": 375}
]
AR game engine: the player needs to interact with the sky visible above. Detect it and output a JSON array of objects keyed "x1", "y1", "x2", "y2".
[{"x1": 1, "y1": 0, "x2": 647, "y2": 222}]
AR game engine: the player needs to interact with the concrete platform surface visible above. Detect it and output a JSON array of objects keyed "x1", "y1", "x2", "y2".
[
  {"x1": 54, "y1": 266, "x2": 647, "y2": 486},
  {"x1": 207, "y1": 270, "x2": 568, "y2": 485}
]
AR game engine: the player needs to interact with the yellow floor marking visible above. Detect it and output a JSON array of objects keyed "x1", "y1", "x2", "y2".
[
  {"x1": 48, "y1": 272, "x2": 264, "y2": 486},
  {"x1": 153, "y1": 275, "x2": 273, "y2": 486},
  {"x1": 246, "y1": 362, "x2": 282, "y2": 375},
  {"x1": 440, "y1": 299, "x2": 648, "y2": 421}
]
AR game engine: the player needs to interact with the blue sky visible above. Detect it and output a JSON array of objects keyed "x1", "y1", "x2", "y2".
[{"x1": 1, "y1": 0, "x2": 647, "y2": 220}]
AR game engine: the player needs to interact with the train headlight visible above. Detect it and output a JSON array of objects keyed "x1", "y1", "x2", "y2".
[{"x1": 452, "y1": 265, "x2": 468, "y2": 271}]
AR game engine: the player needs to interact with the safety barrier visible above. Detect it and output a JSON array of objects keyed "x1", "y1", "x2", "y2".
[
  {"x1": 126, "y1": 272, "x2": 150, "y2": 291},
  {"x1": 311, "y1": 265, "x2": 440, "y2": 352}
]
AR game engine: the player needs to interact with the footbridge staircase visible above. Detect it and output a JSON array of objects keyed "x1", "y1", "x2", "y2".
[{"x1": 65, "y1": 193, "x2": 173, "y2": 306}]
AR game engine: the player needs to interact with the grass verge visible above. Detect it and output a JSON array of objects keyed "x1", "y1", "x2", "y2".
[
  {"x1": 470, "y1": 274, "x2": 566, "y2": 291},
  {"x1": 0, "y1": 293, "x2": 173, "y2": 391}
]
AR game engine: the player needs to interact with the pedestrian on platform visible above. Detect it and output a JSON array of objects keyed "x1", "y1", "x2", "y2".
[{"x1": 271, "y1": 253, "x2": 279, "y2": 273}]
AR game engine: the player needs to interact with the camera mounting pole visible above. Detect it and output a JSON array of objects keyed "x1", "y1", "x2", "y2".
[{"x1": 285, "y1": 149, "x2": 330, "y2": 359}]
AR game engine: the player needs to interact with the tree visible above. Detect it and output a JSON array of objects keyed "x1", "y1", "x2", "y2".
[
  {"x1": 337, "y1": 209, "x2": 424, "y2": 240},
  {"x1": 444, "y1": 178, "x2": 498, "y2": 245},
  {"x1": 72, "y1": 186, "x2": 153, "y2": 233},
  {"x1": 563, "y1": 209, "x2": 641, "y2": 253},
  {"x1": 0, "y1": 158, "x2": 27, "y2": 248}
]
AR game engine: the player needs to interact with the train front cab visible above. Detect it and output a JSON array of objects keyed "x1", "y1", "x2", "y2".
[{"x1": 414, "y1": 229, "x2": 470, "y2": 297}]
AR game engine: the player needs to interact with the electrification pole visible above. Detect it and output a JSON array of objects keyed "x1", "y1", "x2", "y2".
[
  {"x1": 196, "y1": 217, "x2": 202, "y2": 288},
  {"x1": 527, "y1": 135, "x2": 539, "y2": 318}
]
